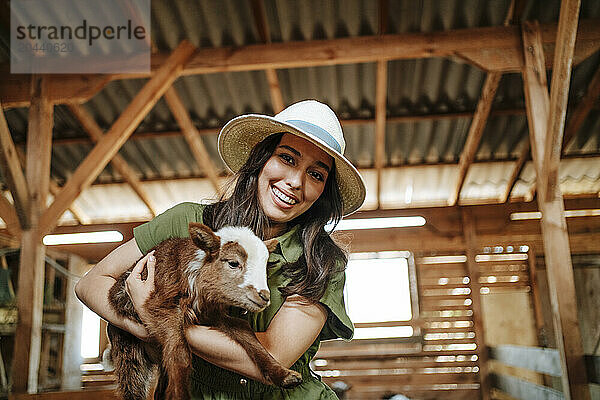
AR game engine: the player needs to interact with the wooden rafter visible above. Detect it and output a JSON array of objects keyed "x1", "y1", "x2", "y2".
[
  {"x1": 48, "y1": 180, "x2": 91, "y2": 225},
  {"x1": 0, "y1": 102, "x2": 29, "y2": 229},
  {"x1": 37, "y1": 40, "x2": 196, "y2": 237},
  {"x1": 562, "y1": 64, "x2": 600, "y2": 151},
  {"x1": 251, "y1": 0, "x2": 285, "y2": 113},
  {"x1": 67, "y1": 103, "x2": 159, "y2": 217},
  {"x1": 501, "y1": 141, "x2": 530, "y2": 203},
  {"x1": 163, "y1": 87, "x2": 222, "y2": 194},
  {"x1": 3, "y1": 19, "x2": 600, "y2": 109},
  {"x1": 0, "y1": 192, "x2": 21, "y2": 238},
  {"x1": 522, "y1": 20, "x2": 590, "y2": 400},
  {"x1": 375, "y1": 60, "x2": 387, "y2": 209},
  {"x1": 448, "y1": 72, "x2": 501, "y2": 206},
  {"x1": 449, "y1": 4, "x2": 514, "y2": 207},
  {"x1": 542, "y1": 0, "x2": 582, "y2": 202}
]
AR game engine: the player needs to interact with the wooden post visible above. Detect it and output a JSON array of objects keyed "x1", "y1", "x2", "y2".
[
  {"x1": 527, "y1": 249, "x2": 547, "y2": 347},
  {"x1": 521, "y1": 20, "x2": 590, "y2": 400},
  {"x1": 11, "y1": 76, "x2": 53, "y2": 393},
  {"x1": 61, "y1": 254, "x2": 88, "y2": 390},
  {"x1": 374, "y1": 60, "x2": 387, "y2": 209},
  {"x1": 461, "y1": 209, "x2": 491, "y2": 400}
]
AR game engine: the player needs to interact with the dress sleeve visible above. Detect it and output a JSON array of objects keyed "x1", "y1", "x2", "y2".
[
  {"x1": 133, "y1": 202, "x2": 205, "y2": 254},
  {"x1": 318, "y1": 260, "x2": 354, "y2": 341}
]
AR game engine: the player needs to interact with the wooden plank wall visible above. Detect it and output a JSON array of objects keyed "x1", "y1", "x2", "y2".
[{"x1": 315, "y1": 248, "x2": 535, "y2": 400}]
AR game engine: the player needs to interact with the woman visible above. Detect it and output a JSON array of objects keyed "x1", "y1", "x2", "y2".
[{"x1": 75, "y1": 100, "x2": 367, "y2": 399}]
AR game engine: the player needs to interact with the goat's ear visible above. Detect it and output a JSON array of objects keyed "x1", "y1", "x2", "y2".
[
  {"x1": 264, "y1": 238, "x2": 278, "y2": 253},
  {"x1": 188, "y1": 223, "x2": 220, "y2": 257}
]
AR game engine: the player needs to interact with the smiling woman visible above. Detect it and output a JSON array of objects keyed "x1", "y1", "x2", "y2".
[
  {"x1": 75, "y1": 100, "x2": 367, "y2": 400},
  {"x1": 257, "y1": 134, "x2": 333, "y2": 233}
]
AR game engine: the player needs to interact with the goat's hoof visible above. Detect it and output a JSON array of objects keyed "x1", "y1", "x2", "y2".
[{"x1": 280, "y1": 370, "x2": 302, "y2": 389}]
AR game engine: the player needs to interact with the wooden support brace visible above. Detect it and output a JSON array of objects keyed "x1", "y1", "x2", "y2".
[
  {"x1": 0, "y1": 192, "x2": 21, "y2": 238},
  {"x1": 449, "y1": 72, "x2": 502, "y2": 206},
  {"x1": 521, "y1": 20, "x2": 590, "y2": 400},
  {"x1": 562, "y1": 64, "x2": 600, "y2": 151},
  {"x1": 67, "y1": 103, "x2": 159, "y2": 217},
  {"x1": 38, "y1": 40, "x2": 196, "y2": 237},
  {"x1": 163, "y1": 87, "x2": 222, "y2": 195},
  {"x1": 542, "y1": 0, "x2": 582, "y2": 202},
  {"x1": 0, "y1": 103, "x2": 30, "y2": 229}
]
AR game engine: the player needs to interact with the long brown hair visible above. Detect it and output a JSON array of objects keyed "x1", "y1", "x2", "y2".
[{"x1": 203, "y1": 133, "x2": 347, "y2": 302}]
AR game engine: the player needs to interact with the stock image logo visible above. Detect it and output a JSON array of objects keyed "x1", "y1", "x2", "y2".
[{"x1": 11, "y1": 0, "x2": 150, "y2": 74}]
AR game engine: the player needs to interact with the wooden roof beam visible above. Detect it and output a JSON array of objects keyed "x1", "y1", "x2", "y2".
[
  {"x1": 251, "y1": 0, "x2": 285, "y2": 113},
  {"x1": 542, "y1": 0, "x2": 582, "y2": 202},
  {"x1": 37, "y1": 40, "x2": 196, "y2": 237},
  {"x1": 375, "y1": 60, "x2": 387, "y2": 209},
  {"x1": 1, "y1": 73, "x2": 112, "y2": 109},
  {"x1": 67, "y1": 103, "x2": 160, "y2": 217},
  {"x1": 163, "y1": 87, "x2": 222, "y2": 195},
  {"x1": 32, "y1": 108, "x2": 527, "y2": 147},
  {"x1": 3, "y1": 19, "x2": 600, "y2": 109},
  {"x1": 0, "y1": 103, "x2": 30, "y2": 229},
  {"x1": 562, "y1": 64, "x2": 600, "y2": 152},
  {"x1": 448, "y1": 72, "x2": 501, "y2": 206}
]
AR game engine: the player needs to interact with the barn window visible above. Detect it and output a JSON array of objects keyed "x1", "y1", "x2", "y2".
[
  {"x1": 344, "y1": 251, "x2": 418, "y2": 339},
  {"x1": 81, "y1": 305, "x2": 100, "y2": 358}
]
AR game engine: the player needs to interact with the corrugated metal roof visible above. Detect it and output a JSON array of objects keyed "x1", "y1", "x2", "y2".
[{"x1": 1, "y1": 0, "x2": 600, "y2": 225}]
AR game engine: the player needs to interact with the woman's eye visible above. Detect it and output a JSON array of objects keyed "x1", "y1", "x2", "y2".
[
  {"x1": 227, "y1": 261, "x2": 240, "y2": 269},
  {"x1": 279, "y1": 153, "x2": 294, "y2": 164},
  {"x1": 309, "y1": 171, "x2": 324, "y2": 182}
]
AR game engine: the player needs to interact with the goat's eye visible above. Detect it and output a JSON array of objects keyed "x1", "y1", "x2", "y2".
[{"x1": 227, "y1": 260, "x2": 240, "y2": 269}]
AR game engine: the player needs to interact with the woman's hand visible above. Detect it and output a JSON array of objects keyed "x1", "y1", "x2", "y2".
[{"x1": 125, "y1": 250, "x2": 156, "y2": 325}]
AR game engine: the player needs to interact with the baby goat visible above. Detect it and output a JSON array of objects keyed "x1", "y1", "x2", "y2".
[{"x1": 107, "y1": 222, "x2": 302, "y2": 400}]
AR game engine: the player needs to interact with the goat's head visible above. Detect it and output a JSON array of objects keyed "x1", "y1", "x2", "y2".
[{"x1": 187, "y1": 223, "x2": 278, "y2": 312}]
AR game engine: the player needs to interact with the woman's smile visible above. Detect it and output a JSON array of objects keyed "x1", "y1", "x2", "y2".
[{"x1": 271, "y1": 186, "x2": 298, "y2": 207}]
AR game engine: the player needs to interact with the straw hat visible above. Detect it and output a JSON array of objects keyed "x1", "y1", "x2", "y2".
[{"x1": 218, "y1": 100, "x2": 366, "y2": 216}]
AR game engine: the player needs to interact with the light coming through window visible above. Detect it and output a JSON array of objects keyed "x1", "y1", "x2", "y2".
[{"x1": 344, "y1": 253, "x2": 413, "y2": 339}]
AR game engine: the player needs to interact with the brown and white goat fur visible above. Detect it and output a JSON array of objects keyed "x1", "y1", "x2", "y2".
[{"x1": 107, "y1": 223, "x2": 302, "y2": 400}]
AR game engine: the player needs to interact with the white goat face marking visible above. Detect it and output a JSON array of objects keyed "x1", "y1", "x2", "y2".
[
  {"x1": 215, "y1": 227, "x2": 270, "y2": 294},
  {"x1": 186, "y1": 249, "x2": 206, "y2": 292}
]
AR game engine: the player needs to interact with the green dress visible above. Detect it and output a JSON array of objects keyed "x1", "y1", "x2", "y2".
[{"x1": 133, "y1": 202, "x2": 354, "y2": 399}]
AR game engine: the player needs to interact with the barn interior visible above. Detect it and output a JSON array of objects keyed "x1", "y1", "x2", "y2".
[{"x1": 0, "y1": 0, "x2": 600, "y2": 399}]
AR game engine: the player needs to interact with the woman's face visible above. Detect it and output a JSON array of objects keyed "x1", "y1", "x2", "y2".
[{"x1": 257, "y1": 133, "x2": 333, "y2": 225}]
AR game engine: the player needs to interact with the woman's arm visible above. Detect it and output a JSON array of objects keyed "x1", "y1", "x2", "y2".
[
  {"x1": 184, "y1": 295, "x2": 327, "y2": 384},
  {"x1": 74, "y1": 238, "x2": 151, "y2": 340}
]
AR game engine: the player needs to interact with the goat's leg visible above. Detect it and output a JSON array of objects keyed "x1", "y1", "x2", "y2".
[
  {"x1": 144, "y1": 306, "x2": 191, "y2": 400},
  {"x1": 216, "y1": 317, "x2": 302, "y2": 388},
  {"x1": 107, "y1": 324, "x2": 154, "y2": 400}
]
